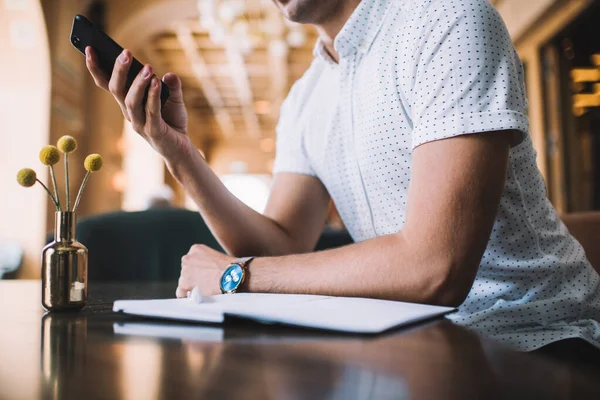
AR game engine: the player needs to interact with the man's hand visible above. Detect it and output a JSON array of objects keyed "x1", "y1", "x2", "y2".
[
  {"x1": 85, "y1": 47, "x2": 192, "y2": 161},
  {"x1": 176, "y1": 245, "x2": 236, "y2": 298}
]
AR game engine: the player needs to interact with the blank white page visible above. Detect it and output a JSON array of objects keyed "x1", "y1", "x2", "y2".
[
  {"x1": 113, "y1": 293, "x2": 454, "y2": 334},
  {"x1": 113, "y1": 294, "x2": 329, "y2": 324}
]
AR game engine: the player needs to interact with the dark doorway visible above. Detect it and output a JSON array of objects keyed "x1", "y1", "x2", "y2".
[{"x1": 542, "y1": 0, "x2": 600, "y2": 212}]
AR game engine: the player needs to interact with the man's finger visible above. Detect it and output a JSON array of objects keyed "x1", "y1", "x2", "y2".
[
  {"x1": 108, "y1": 49, "x2": 132, "y2": 103},
  {"x1": 175, "y1": 287, "x2": 188, "y2": 298},
  {"x1": 86, "y1": 47, "x2": 131, "y2": 120},
  {"x1": 145, "y1": 77, "x2": 167, "y2": 138},
  {"x1": 176, "y1": 273, "x2": 194, "y2": 298},
  {"x1": 85, "y1": 47, "x2": 109, "y2": 89},
  {"x1": 178, "y1": 273, "x2": 194, "y2": 289},
  {"x1": 124, "y1": 64, "x2": 153, "y2": 128}
]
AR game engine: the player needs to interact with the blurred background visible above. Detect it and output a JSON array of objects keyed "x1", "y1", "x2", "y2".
[{"x1": 1, "y1": 0, "x2": 600, "y2": 279}]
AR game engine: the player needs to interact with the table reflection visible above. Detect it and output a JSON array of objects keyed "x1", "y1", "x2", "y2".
[
  {"x1": 40, "y1": 312, "x2": 87, "y2": 400},
  {"x1": 110, "y1": 319, "x2": 600, "y2": 399},
  {"x1": 112, "y1": 320, "x2": 483, "y2": 399},
  {"x1": 272, "y1": 322, "x2": 500, "y2": 399},
  {"x1": 113, "y1": 320, "x2": 411, "y2": 399},
  {"x1": 37, "y1": 313, "x2": 600, "y2": 400}
]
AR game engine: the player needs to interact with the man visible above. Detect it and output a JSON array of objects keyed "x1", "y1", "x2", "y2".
[{"x1": 86, "y1": 0, "x2": 600, "y2": 354}]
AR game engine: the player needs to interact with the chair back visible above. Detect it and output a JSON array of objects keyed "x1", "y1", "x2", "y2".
[
  {"x1": 70, "y1": 209, "x2": 355, "y2": 282},
  {"x1": 314, "y1": 227, "x2": 354, "y2": 251},
  {"x1": 76, "y1": 208, "x2": 223, "y2": 282}
]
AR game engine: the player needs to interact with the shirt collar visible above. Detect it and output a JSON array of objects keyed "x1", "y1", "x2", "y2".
[
  {"x1": 314, "y1": 0, "x2": 392, "y2": 61},
  {"x1": 313, "y1": 38, "x2": 337, "y2": 66}
]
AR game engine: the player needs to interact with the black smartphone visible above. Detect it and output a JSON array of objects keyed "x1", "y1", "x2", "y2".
[{"x1": 70, "y1": 14, "x2": 170, "y2": 106}]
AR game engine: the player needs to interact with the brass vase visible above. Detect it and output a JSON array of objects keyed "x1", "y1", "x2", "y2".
[{"x1": 41, "y1": 212, "x2": 88, "y2": 311}]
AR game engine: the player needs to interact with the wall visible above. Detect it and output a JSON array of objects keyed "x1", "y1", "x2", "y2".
[
  {"x1": 40, "y1": 0, "x2": 125, "y2": 229},
  {"x1": 0, "y1": 0, "x2": 52, "y2": 279},
  {"x1": 495, "y1": 0, "x2": 558, "y2": 41},
  {"x1": 41, "y1": 0, "x2": 90, "y2": 237}
]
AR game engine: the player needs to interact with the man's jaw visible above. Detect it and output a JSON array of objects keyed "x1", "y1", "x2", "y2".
[
  {"x1": 272, "y1": 0, "x2": 292, "y2": 10},
  {"x1": 274, "y1": 1, "x2": 302, "y2": 23}
]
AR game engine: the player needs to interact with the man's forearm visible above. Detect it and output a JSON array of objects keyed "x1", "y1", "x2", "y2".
[
  {"x1": 245, "y1": 131, "x2": 512, "y2": 306},
  {"x1": 247, "y1": 232, "x2": 471, "y2": 307},
  {"x1": 165, "y1": 150, "x2": 295, "y2": 257}
]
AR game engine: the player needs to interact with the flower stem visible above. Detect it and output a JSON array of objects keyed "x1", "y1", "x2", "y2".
[
  {"x1": 73, "y1": 172, "x2": 90, "y2": 213},
  {"x1": 49, "y1": 165, "x2": 62, "y2": 211},
  {"x1": 36, "y1": 179, "x2": 60, "y2": 211},
  {"x1": 65, "y1": 153, "x2": 70, "y2": 211}
]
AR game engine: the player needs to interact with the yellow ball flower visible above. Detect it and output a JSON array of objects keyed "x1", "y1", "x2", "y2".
[
  {"x1": 84, "y1": 154, "x2": 103, "y2": 172},
  {"x1": 57, "y1": 135, "x2": 78, "y2": 153},
  {"x1": 39, "y1": 145, "x2": 61, "y2": 166},
  {"x1": 17, "y1": 168, "x2": 37, "y2": 187}
]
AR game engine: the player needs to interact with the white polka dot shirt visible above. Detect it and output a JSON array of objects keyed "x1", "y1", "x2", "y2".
[{"x1": 273, "y1": 0, "x2": 600, "y2": 351}]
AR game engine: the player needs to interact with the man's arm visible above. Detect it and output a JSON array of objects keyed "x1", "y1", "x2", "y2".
[
  {"x1": 85, "y1": 47, "x2": 330, "y2": 258},
  {"x1": 249, "y1": 130, "x2": 514, "y2": 305},
  {"x1": 169, "y1": 154, "x2": 330, "y2": 257},
  {"x1": 178, "y1": 130, "x2": 515, "y2": 305}
]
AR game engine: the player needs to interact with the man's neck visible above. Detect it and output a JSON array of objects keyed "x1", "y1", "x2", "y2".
[{"x1": 314, "y1": 0, "x2": 361, "y2": 63}]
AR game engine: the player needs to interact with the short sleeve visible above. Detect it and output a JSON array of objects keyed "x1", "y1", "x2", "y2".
[
  {"x1": 272, "y1": 83, "x2": 316, "y2": 176},
  {"x1": 408, "y1": 0, "x2": 529, "y2": 149}
]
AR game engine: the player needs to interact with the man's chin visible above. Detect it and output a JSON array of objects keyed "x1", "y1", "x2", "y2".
[{"x1": 274, "y1": 0, "x2": 313, "y2": 24}]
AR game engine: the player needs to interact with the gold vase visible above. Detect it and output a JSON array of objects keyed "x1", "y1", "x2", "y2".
[{"x1": 41, "y1": 212, "x2": 88, "y2": 311}]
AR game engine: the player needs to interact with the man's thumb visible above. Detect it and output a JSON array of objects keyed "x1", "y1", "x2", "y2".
[{"x1": 162, "y1": 72, "x2": 183, "y2": 103}]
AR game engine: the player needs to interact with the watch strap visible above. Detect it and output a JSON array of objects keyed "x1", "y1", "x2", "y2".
[{"x1": 236, "y1": 256, "x2": 255, "y2": 269}]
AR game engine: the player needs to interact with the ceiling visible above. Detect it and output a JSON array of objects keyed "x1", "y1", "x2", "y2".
[{"x1": 136, "y1": 3, "x2": 319, "y2": 149}]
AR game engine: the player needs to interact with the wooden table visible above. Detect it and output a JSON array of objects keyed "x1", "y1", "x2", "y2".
[{"x1": 0, "y1": 281, "x2": 598, "y2": 400}]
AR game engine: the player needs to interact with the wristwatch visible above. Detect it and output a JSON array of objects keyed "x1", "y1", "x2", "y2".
[{"x1": 219, "y1": 256, "x2": 255, "y2": 294}]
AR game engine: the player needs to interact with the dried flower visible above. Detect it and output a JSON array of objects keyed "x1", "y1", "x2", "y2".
[
  {"x1": 39, "y1": 146, "x2": 61, "y2": 166},
  {"x1": 84, "y1": 154, "x2": 103, "y2": 172},
  {"x1": 17, "y1": 168, "x2": 37, "y2": 187},
  {"x1": 57, "y1": 137, "x2": 77, "y2": 209},
  {"x1": 39, "y1": 145, "x2": 62, "y2": 210},
  {"x1": 16, "y1": 168, "x2": 60, "y2": 210},
  {"x1": 57, "y1": 135, "x2": 77, "y2": 153},
  {"x1": 74, "y1": 154, "x2": 103, "y2": 212}
]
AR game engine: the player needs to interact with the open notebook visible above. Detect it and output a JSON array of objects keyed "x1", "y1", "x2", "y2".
[{"x1": 113, "y1": 293, "x2": 455, "y2": 334}]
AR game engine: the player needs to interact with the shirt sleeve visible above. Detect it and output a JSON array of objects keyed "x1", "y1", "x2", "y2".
[
  {"x1": 272, "y1": 81, "x2": 316, "y2": 176},
  {"x1": 408, "y1": 0, "x2": 529, "y2": 149}
]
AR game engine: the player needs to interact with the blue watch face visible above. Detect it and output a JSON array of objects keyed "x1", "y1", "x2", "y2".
[{"x1": 220, "y1": 264, "x2": 244, "y2": 293}]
